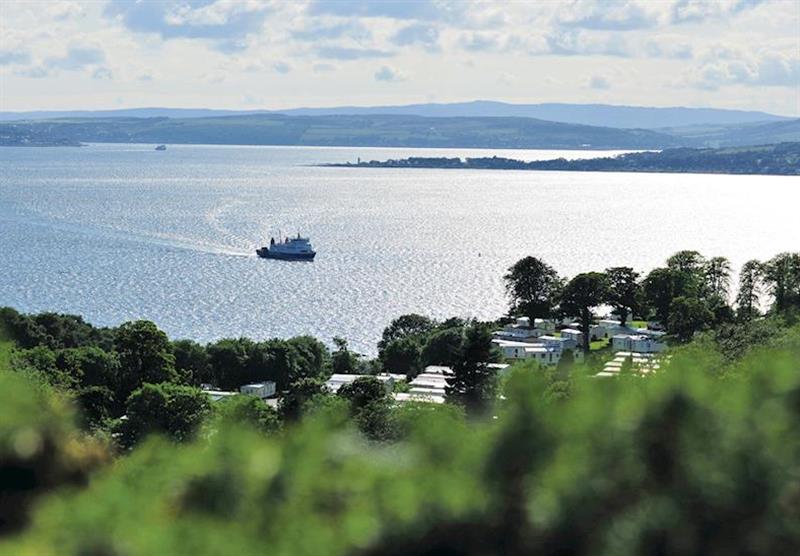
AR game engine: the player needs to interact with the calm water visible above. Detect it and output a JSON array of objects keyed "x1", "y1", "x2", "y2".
[{"x1": 1, "y1": 143, "x2": 797, "y2": 354}]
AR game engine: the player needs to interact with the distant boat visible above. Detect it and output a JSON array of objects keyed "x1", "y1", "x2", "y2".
[
  {"x1": 257, "y1": 233, "x2": 316, "y2": 261},
  {"x1": 155, "y1": 144, "x2": 167, "y2": 151}
]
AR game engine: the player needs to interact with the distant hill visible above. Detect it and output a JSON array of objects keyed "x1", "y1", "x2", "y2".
[
  {"x1": 1, "y1": 101, "x2": 791, "y2": 129},
  {"x1": 276, "y1": 101, "x2": 792, "y2": 129},
  {"x1": 0, "y1": 114, "x2": 683, "y2": 150},
  {"x1": 663, "y1": 119, "x2": 800, "y2": 147},
  {"x1": 0, "y1": 108, "x2": 264, "y2": 122},
  {"x1": 328, "y1": 142, "x2": 800, "y2": 176}
]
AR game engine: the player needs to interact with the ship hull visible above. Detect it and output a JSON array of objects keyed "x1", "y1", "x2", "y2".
[{"x1": 256, "y1": 248, "x2": 316, "y2": 261}]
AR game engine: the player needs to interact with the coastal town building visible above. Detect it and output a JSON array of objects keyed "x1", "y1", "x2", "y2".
[
  {"x1": 239, "y1": 381, "x2": 276, "y2": 399},
  {"x1": 325, "y1": 373, "x2": 394, "y2": 393},
  {"x1": 611, "y1": 334, "x2": 667, "y2": 353}
]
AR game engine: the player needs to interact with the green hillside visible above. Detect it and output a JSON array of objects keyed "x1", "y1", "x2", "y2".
[{"x1": 0, "y1": 114, "x2": 683, "y2": 149}]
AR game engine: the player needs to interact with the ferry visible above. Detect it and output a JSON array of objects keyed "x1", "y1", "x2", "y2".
[{"x1": 257, "y1": 234, "x2": 316, "y2": 261}]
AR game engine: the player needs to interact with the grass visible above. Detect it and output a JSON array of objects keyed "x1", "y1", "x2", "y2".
[
  {"x1": 590, "y1": 338, "x2": 610, "y2": 351},
  {"x1": 0, "y1": 323, "x2": 15, "y2": 371}
]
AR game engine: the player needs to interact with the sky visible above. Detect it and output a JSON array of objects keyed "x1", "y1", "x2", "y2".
[{"x1": 1, "y1": 0, "x2": 799, "y2": 115}]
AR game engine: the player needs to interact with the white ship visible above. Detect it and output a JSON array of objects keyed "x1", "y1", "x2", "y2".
[{"x1": 256, "y1": 234, "x2": 316, "y2": 261}]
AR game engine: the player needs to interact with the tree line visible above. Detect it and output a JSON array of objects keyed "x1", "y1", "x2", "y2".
[{"x1": 504, "y1": 250, "x2": 800, "y2": 350}]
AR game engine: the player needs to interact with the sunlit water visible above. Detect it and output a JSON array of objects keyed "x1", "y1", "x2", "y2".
[{"x1": 1, "y1": 143, "x2": 797, "y2": 354}]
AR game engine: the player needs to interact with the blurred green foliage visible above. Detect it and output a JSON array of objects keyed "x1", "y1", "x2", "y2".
[{"x1": 1, "y1": 324, "x2": 798, "y2": 555}]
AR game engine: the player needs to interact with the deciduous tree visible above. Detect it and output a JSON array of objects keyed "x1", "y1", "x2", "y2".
[
  {"x1": 605, "y1": 266, "x2": 640, "y2": 326},
  {"x1": 503, "y1": 256, "x2": 563, "y2": 321},
  {"x1": 559, "y1": 272, "x2": 611, "y2": 353}
]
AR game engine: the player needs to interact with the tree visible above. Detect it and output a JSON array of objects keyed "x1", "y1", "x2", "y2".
[
  {"x1": 246, "y1": 340, "x2": 299, "y2": 391},
  {"x1": 605, "y1": 267, "x2": 640, "y2": 327},
  {"x1": 736, "y1": 259, "x2": 763, "y2": 321},
  {"x1": 65, "y1": 346, "x2": 120, "y2": 390},
  {"x1": 763, "y1": 252, "x2": 800, "y2": 314},
  {"x1": 642, "y1": 267, "x2": 696, "y2": 326},
  {"x1": 287, "y1": 336, "x2": 330, "y2": 381},
  {"x1": 215, "y1": 395, "x2": 280, "y2": 435},
  {"x1": 555, "y1": 348, "x2": 575, "y2": 381},
  {"x1": 338, "y1": 376, "x2": 389, "y2": 412},
  {"x1": 331, "y1": 337, "x2": 360, "y2": 375},
  {"x1": 668, "y1": 296, "x2": 714, "y2": 342},
  {"x1": 377, "y1": 314, "x2": 436, "y2": 354},
  {"x1": 704, "y1": 256, "x2": 732, "y2": 299},
  {"x1": 13, "y1": 346, "x2": 78, "y2": 390},
  {"x1": 114, "y1": 321, "x2": 178, "y2": 401},
  {"x1": 559, "y1": 272, "x2": 611, "y2": 353},
  {"x1": 118, "y1": 382, "x2": 211, "y2": 449},
  {"x1": 172, "y1": 340, "x2": 210, "y2": 386},
  {"x1": 445, "y1": 325, "x2": 500, "y2": 414},
  {"x1": 206, "y1": 338, "x2": 251, "y2": 390},
  {"x1": 667, "y1": 250, "x2": 706, "y2": 274},
  {"x1": 503, "y1": 256, "x2": 563, "y2": 321},
  {"x1": 76, "y1": 385, "x2": 115, "y2": 428},
  {"x1": 30, "y1": 313, "x2": 99, "y2": 350},
  {"x1": 421, "y1": 327, "x2": 464, "y2": 367},
  {"x1": 279, "y1": 378, "x2": 328, "y2": 422},
  {"x1": 380, "y1": 337, "x2": 423, "y2": 378}
]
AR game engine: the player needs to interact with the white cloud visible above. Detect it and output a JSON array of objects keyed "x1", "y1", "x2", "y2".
[
  {"x1": 273, "y1": 61, "x2": 291, "y2": 74},
  {"x1": 1, "y1": 0, "x2": 797, "y2": 115},
  {"x1": 588, "y1": 75, "x2": 611, "y2": 89},
  {"x1": 559, "y1": 0, "x2": 662, "y2": 30},
  {"x1": 691, "y1": 46, "x2": 800, "y2": 89},
  {"x1": 645, "y1": 35, "x2": 694, "y2": 59},
  {"x1": 374, "y1": 65, "x2": 406, "y2": 82}
]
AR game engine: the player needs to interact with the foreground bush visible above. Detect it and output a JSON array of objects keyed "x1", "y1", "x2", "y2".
[
  {"x1": 0, "y1": 372, "x2": 109, "y2": 535},
  {"x1": 2, "y1": 335, "x2": 799, "y2": 555}
]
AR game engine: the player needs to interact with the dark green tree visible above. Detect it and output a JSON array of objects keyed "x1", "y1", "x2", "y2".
[
  {"x1": 287, "y1": 336, "x2": 330, "y2": 381},
  {"x1": 30, "y1": 313, "x2": 98, "y2": 350},
  {"x1": 279, "y1": 378, "x2": 329, "y2": 422},
  {"x1": 667, "y1": 250, "x2": 706, "y2": 274},
  {"x1": 215, "y1": 395, "x2": 280, "y2": 435},
  {"x1": 65, "y1": 346, "x2": 120, "y2": 389},
  {"x1": 559, "y1": 272, "x2": 611, "y2": 353},
  {"x1": 246, "y1": 340, "x2": 299, "y2": 391},
  {"x1": 76, "y1": 385, "x2": 115, "y2": 428},
  {"x1": 704, "y1": 256, "x2": 732, "y2": 299},
  {"x1": 605, "y1": 266, "x2": 640, "y2": 327},
  {"x1": 642, "y1": 267, "x2": 697, "y2": 326},
  {"x1": 118, "y1": 382, "x2": 211, "y2": 449},
  {"x1": 377, "y1": 314, "x2": 436, "y2": 354},
  {"x1": 763, "y1": 252, "x2": 800, "y2": 314},
  {"x1": 114, "y1": 321, "x2": 178, "y2": 401},
  {"x1": 331, "y1": 337, "x2": 360, "y2": 375},
  {"x1": 736, "y1": 259, "x2": 763, "y2": 321},
  {"x1": 421, "y1": 327, "x2": 464, "y2": 367},
  {"x1": 380, "y1": 337, "x2": 423, "y2": 378},
  {"x1": 668, "y1": 296, "x2": 714, "y2": 342},
  {"x1": 12, "y1": 346, "x2": 77, "y2": 390},
  {"x1": 445, "y1": 325, "x2": 500, "y2": 414},
  {"x1": 338, "y1": 376, "x2": 389, "y2": 412},
  {"x1": 206, "y1": 338, "x2": 251, "y2": 390},
  {"x1": 503, "y1": 256, "x2": 563, "y2": 321},
  {"x1": 172, "y1": 339, "x2": 210, "y2": 386}
]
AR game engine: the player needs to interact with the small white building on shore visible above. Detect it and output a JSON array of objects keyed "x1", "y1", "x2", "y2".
[
  {"x1": 493, "y1": 317, "x2": 551, "y2": 342},
  {"x1": 492, "y1": 338, "x2": 583, "y2": 365},
  {"x1": 611, "y1": 334, "x2": 667, "y2": 353},
  {"x1": 325, "y1": 373, "x2": 394, "y2": 394},
  {"x1": 239, "y1": 381, "x2": 277, "y2": 399}
]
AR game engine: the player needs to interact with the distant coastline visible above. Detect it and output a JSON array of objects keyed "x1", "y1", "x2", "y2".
[{"x1": 321, "y1": 142, "x2": 800, "y2": 176}]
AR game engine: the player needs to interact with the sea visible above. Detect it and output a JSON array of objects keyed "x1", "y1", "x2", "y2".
[{"x1": 1, "y1": 143, "x2": 797, "y2": 355}]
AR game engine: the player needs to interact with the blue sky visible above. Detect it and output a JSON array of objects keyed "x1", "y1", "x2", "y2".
[{"x1": 1, "y1": 0, "x2": 798, "y2": 115}]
